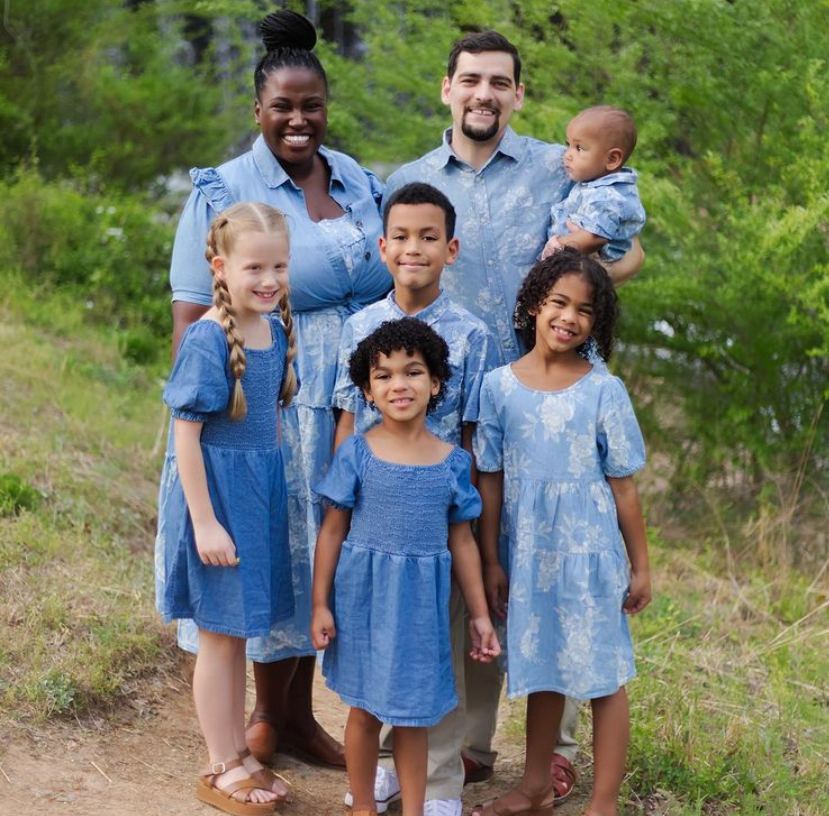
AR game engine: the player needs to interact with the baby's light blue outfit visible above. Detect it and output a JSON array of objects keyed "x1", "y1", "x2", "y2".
[
  {"x1": 165, "y1": 135, "x2": 391, "y2": 661},
  {"x1": 549, "y1": 168, "x2": 645, "y2": 262},
  {"x1": 332, "y1": 290, "x2": 497, "y2": 445},
  {"x1": 157, "y1": 316, "x2": 294, "y2": 638},
  {"x1": 474, "y1": 364, "x2": 646, "y2": 700},
  {"x1": 315, "y1": 435, "x2": 481, "y2": 726}
]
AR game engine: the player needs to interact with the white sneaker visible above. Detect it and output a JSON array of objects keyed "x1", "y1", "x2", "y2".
[
  {"x1": 424, "y1": 799, "x2": 463, "y2": 816},
  {"x1": 343, "y1": 766, "x2": 401, "y2": 813}
]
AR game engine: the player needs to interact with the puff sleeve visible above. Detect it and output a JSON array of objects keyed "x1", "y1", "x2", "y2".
[
  {"x1": 448, "y1": 448, "x2": 482, "y2": 523},
  {"x1": 596, "y1": 376, "x2": 646, "y2": 477},
  {"x1": 313, "y1": 435, "x2": 364, "y2": 510},
  {"x1": 169, "y1": 168, "x2": 237, "y2": 306},
  {"x1": 472, "y1": 374, "x2": 504, "y2": 472},
  {"x1": 163, "y1": 321, "x2": 231, "y2": 422}
]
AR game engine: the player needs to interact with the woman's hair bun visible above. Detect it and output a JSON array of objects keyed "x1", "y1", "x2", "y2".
[{"x1": 259, "y1": 9, "x2": 317, "y2": 53}]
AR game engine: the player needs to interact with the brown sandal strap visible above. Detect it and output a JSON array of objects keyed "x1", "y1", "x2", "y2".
[{"x1": 200, "y1": 756, "x2": 245, "y2": 778}]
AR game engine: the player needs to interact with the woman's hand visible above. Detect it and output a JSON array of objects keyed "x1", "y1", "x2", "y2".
[
  {"x1": 193, "y1": 519, "x2": 239, "y2": 567},
  {"x1": 468, "y1": 616, "x2": 501, "y2": 663},
  {"x1": 483, "y1": 563, "x2": 509, "y2": 619},
  {"x1": 311, "y1": 606, "x2": 336, "y2": 650},
  {"x1": 623, "y1": 568, "x2": 652, "y2": 615}
]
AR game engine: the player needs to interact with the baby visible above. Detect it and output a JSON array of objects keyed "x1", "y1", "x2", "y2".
[{"x1": 543, "y1": 105, "x2": 645, "y2": 263}]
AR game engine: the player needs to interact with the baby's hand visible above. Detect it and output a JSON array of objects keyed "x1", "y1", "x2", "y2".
[
  {"x1": 483, "y1": 563, "x2": 509, "y2": 619},
  {"x1": 623, "y1": 568, "x2": 652, "y2": 615},
  {"x1": 311, "y1": 606, "x2": 336, "y2": 650},
  {"x1": 468, "y1": 616, "x2": 501, "y2": 663},
  {"x1": 540, "y1": 235, "x2": 564, "y2": 260},
  {"x1": 194, "y1": 520, "x2": 238, "y2": 567}
]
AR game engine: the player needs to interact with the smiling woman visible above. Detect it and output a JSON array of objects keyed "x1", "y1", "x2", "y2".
[{"x1": 160, "y1": 7, "x2": 391, "y2": 777}]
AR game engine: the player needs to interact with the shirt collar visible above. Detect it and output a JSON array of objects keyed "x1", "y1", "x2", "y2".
[
  {"x1": 386, "y1": 288, "x2": 450, "y2": 324},
  {"x1": 437, "y1": 126, "x2": 523, "y2": 170},
  {"x1": 584, "y1": 167, "x2": 638, "y2": 188},
  {"x1": 252, "y1": 135, "x2": 345, "y2": 190}
]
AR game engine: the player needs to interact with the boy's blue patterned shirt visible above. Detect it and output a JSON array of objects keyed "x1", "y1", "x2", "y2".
[{"x1": 333, "y1": 289, "x2": 498, "y2": 445}]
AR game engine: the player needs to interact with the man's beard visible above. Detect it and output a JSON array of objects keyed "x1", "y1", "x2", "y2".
[{"x1": 460, "y1": 110, "x2": 500, "y2": 142}]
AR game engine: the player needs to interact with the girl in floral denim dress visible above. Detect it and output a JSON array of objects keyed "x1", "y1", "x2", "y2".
[{"x1": 473, "y1": 248, "x2": 651, "y2": 816}]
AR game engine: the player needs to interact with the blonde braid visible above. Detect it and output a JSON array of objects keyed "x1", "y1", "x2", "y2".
[
  {"x1": 206, "y1": 216, "x2": 248, "y2": 421},
  {"x1": 277, "y1": 289, "x2": 298, "y2": 407},
  {"x1": 212, "y1": 274, "x2": 248, "y2": 420}
]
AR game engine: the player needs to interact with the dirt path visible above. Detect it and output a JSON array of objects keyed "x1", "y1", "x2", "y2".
[{"x1": 0, "y1": 664, "x2": 590, "y2": 816}]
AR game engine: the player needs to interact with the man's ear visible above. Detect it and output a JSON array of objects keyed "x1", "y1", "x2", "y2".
[{"x1": 441, "y1": 76, "x2": 452, "y2": 105}]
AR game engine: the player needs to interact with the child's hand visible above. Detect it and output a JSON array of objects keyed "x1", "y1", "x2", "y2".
[
  {"x1": 540, "y1": 235, "x2": 564, "y2": 259},
  {"x1": 311, "y1": 606, "x2": 336, "y2": 650},
  {"x1": 193, "y1": 520, "x2": 239, "y2": 567},
  {"x1": 623, "y1": 568, "x2": 652, "y2": 615},
  {"x1": 468, "y1": 616, "x2": 501, "y2": 663},
  {"x1": 483, "y1": 563, "x2": 509, "y2": 619}
]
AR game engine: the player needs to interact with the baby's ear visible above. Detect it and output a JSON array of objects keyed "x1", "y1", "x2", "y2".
[{"x1": 606, "y1": 147, "x2": 624, "y2": 173}]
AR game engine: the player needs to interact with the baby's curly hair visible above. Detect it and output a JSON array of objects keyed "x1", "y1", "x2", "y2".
[
  {"x1": 349, "y1": 318, "x2": 451, "y2": 413},
  {"x1": 514, "y1": 248, "x2": 618, "y2": 360}
]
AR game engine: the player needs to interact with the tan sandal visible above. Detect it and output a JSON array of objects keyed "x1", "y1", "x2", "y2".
[
  {"x1": 472, "y1": 785, "x2": 556, "y2": 816},
  {"x1": 195, "y1": 756, "x2": 280, "y2": 815},
  {"x1": 346, "y1": 810, "x2": 379, "y2": 816},
  {"x1": 238, "y1": 747, "x2": 290, "y2": 805}
]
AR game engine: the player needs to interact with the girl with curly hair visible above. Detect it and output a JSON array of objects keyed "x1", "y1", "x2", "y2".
[
  {"x1": 311, "y1": 318, "x2": 500, "y2": 816},
  {"x1": 472, "y1": 248, "x2": 651, "y2": 816}
]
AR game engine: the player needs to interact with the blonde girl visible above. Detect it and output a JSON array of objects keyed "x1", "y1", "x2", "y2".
[{"x1": 156, "y1": 202, "x2": 297, "y2": 815}]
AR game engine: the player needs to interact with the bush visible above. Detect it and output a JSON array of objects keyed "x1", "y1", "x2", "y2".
[{"x1": 0, "y1": 166, "x2": 173, "y2": 360}]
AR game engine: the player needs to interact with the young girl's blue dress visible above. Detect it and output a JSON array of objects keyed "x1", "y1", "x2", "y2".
[
  {"x1": 156, "y1": 316, "x2": 295, "y2": 638},
  {"x1": 314, "y1": 435, "x2": 481, "y2": 726},
  {"x1": 474, "y1": 364, "x2": 646, "y2": 700}
]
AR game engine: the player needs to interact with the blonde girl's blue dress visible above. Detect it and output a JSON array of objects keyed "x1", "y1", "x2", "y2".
[
  {"x1": 473, "y1": 364, "x2": 646, "y2": 700},
  {"x1": 157, "y1": 315, "x2": 294, "y2": 637},
  {"x1": 314, "y1": 435, "x2": 482, "y2": 726}
]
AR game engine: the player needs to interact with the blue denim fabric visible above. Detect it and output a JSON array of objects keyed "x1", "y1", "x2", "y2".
[
  {"x1": 549, "y1": 168, "x2": 646, "y2": 262},
  {"x1": 156, "y1": 317, "x2": 295, "y2": 638},
  {"x1": 474, "y1": 365, "x2": 646, "y2": 700},
  {"x1": 332, "y1": 290, "x2": 498, "y2": 445},
  {"x1": 385, "y1": 128, "x2": 572, "y2": 365},
  {"x1": 314, "y1": 436, "x2": 481, "y2": 726}
]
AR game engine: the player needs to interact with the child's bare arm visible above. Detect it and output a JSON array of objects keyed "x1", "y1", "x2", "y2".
[
  {"x1": 174, "y1": 418, "x2": 238, "y2": 567},
  {"x1": 608, "y1": 475, "x2": 651, "y2": 614},
  {"x1": 333, "y1": 410, "x2": 355, "y2": 451},
  {"x1": 449, "y1": 521, "x2": 500, "y2": 661},
  {"x1": 311, "y1": 506, "x2": 352, "y2": 648},
  {"x1": 477, "y1": 470, "x2": 508, "y2": 619}
]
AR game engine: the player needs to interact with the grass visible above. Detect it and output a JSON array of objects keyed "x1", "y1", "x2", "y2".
[
  {"x1": 2, "y1": 276, "x2": 828, "y2": 812},
  {"x1": 0, "y1": 278, "x2": 172, "y2": 720}
]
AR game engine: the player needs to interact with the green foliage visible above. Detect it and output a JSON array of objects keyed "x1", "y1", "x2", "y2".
[
  {"x1": 0, "y1": 166, "x2": 174, "y2": 361},
  {"x1": 0, "y1": 0, "x2": 249, "y2": 188},
  {"x1": 0, "y1": 474, "x2": 41, "y2": 516}
]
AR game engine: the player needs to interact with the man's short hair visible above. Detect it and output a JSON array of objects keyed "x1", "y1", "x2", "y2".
[{"x1": 447, "y1": 31, "x2": 521, "y2": 85}]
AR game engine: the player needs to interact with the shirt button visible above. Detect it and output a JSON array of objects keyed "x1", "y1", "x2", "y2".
[
  {"x1": 364, "y1": 252, "x2": 371, "y2": 260},
  {"x1": 356, "y1": 220, "x2": 363, "y2": 228}
]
